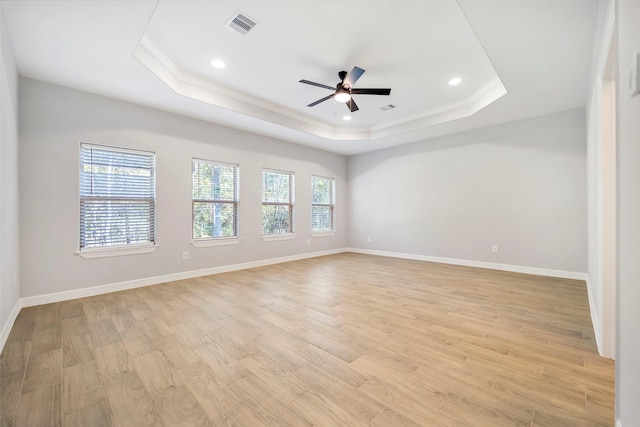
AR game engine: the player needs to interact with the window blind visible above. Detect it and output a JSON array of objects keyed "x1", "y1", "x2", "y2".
[
  {"x1": 192, "y1": 159, "x2": 239, "y2": 239},
  {"x1": 262, "y1": 169, "x2": 294, "y2": 235},
  {"x1": 79, "y1": 144, "x2": 156, "y2": 249},
  {"x1": 311, "y1": 176, "x2": 335, "y2": 231}
]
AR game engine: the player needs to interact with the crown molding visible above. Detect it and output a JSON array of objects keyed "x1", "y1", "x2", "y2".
[{"x1": 134, "y1": 35, "x2": 506, "y2": 142}]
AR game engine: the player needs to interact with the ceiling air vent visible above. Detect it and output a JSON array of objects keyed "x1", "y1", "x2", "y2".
[
  {"x1": 380, "y1": 104, "x2": 397, "y2": 111},
  {"x1": 226, "y1": 11, "x2": 257, "y2": 35}
]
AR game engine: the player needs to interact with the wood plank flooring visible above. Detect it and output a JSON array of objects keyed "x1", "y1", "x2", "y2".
[{"x1": 0, "y1": 253, "x2": 614, "y2": 426}]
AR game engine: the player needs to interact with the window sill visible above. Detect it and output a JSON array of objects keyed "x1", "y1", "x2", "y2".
[
  {"x1": 76, "y1": 244, "x2": 159, "y2": 259},
  {"x1": 262, "y1": 233, "x2": 296, "y2": 242},
  {"x1": 191, "y1": 237, "x2": 241, "y2": 248},
  {"x1": 311, "y1": 230, "x2": 336, "y2": 237}
]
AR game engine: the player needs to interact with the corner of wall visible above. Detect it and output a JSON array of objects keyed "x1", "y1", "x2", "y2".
[
  {"x1": 585, "y1": 275, "x2": 604, "y2": 355},
  {"x1": 0, "y1": 298, "x2": 21, "y2": 353},
  {"x1": 0, "y1": 0, "x2": 22, "y2": 351}
]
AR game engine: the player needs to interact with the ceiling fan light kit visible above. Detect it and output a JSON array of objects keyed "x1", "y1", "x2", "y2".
[
  {"x1": 334, "y1": 88, "x2": 351, "y2": 103},
  {"x1": 299, "y1": 66, "x2": 391, "y2": 113}
]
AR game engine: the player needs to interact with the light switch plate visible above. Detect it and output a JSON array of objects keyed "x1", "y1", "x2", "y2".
[{"x1": 631, "y1": 52, "x2": 640, "y2": 98}]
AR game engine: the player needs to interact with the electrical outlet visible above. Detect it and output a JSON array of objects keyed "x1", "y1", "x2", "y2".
[
  {"x1": 367, "y1": 236, "x2": 372, "y2": 242},
  {"x1": 306, "y1": 239, "x2": 311, "y2": 245},
  {"x1": 182, "y1": 251, "x2": 189, "y2": 260},
  {"x1": 492, "y1": 245, "x2": 499, "y2": 253}
]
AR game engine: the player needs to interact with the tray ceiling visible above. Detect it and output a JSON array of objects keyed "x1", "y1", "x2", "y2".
[{"x1": 1, "y1": 0, "x2": 598, "y2": 155}]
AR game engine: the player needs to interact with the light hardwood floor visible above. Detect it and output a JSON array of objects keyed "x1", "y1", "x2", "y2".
[{"x1": 0, "y1": 253, "x2": 614, "y2": 426}]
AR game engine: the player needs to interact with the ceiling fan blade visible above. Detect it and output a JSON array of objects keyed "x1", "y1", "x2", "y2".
[
  {"x1": 346, "y1": 98, "x2": 359, "y2": 112},
  {"x1": 299, "y1": 79, "x2": 335, "y2": 91},
  {"x1": 344, "y1": 66, "x2": 365, "y2": 87},
  {"x1": 350, "y1": 88, "x2": 391, "y2": 95},
  {"x1": 307, "y1": 94, "x2": 334, "y2": 107}
]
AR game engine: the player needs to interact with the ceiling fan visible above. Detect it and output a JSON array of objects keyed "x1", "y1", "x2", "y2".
[{"x1": 299, "y1": 66, "x2": 391, "y2": 112}]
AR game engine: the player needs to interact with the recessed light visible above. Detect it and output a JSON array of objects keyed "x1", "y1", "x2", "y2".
[
  {"x1": 210, "y1": 59, "x2": 226, "y2": 69},
  {"x1": 343, "y1": 115, "x2": 352, "y2": 121},
  {"x1": 448, "y1": 77, "x2": 462, "y2": 86}
]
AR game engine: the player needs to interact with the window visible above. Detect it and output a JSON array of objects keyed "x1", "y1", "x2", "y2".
[
  {"x1": 262, "y1": 169, "x2": 294, "y2": 236},
  {"x1": 79, "y1": 144, "x2": 156, "y2": 252},
  {"x1": 312, "y1": 176, "x2": 335, "y2": 233},
  {"x1": 192, "y1": 159, "x2": 239, "y2": 240}
]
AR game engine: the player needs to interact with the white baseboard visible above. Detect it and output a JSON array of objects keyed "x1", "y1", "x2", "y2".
[
  {"x1": 20, "y1": 248, "x2": 348, "y2": 308},
  {"x1": 347, "y1": 248, "x2": 588, "y2": 280},
  {"x1": 0, "y1": 298, "x2": 22, "y2": 353},
  {"x1": 7, "y1": 247, "x2": 588, "y2": 354},
  {"x1": 585, "y1": 276, "x2": 604, "y2": 356},
  {"x1": 19, "y1": 247, "x2": 588, "y2": 309}
]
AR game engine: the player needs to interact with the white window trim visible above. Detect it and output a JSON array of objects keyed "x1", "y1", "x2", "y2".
[
  {"x1": 76, "y1": 244, "x2": 158, "y2": 259},
  {"x1": 262, "y1": 168, "x2": 295, "y2": 236},
  {"x1": 311, "y1": 230, "x2": 336, "y2": 237},
  {"x1": 191, "y1": 237, "x2": 241, "y2": 248},
  {"x1": 78, "y1": 143, "x2": 156, "y2": 253},
  {"x1": 311, "y1": 175, "x2": 335, "y2": 233},
  {"x1": 192, "y1": 158, "x2": 240, "y2": 240},
  {"x1": 262, "y1": 233, "x2": 296, "y2": 242}
]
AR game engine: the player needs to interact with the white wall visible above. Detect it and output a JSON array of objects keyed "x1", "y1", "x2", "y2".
[
  {"x1": 615, "y1": 0, "x2": 640, "y2": 425},
  {"x1": 348, "y1": 108, "x2": 587, "y2": 275},
  {"x1": 0, "y1": 6, "x2": 20, "y2": 344},
  {"x1": 18, "y1": 78, "x2": 347, "y2": 299},
  {"x1": 586, "y1": 0, "x2": 617, "y2": 358}
]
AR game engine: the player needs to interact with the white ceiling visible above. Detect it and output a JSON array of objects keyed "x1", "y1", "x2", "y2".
[{"x1": 1, "y1": 0, "x2": 598, "y2": 155}]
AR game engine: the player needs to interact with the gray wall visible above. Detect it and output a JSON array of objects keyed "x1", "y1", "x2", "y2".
[
  {"x1": 615, "y1": 0, "x2": 640, "y2": 424},
  {"x1": 18, "y1": 78, "x2": 347, "y2": 298},
  {"x1": 0, "y1": 7, "x2": 20, "y2": 338},
  {"x1": 348, "y1": 108, "x2": 587, "y2": 274}
]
